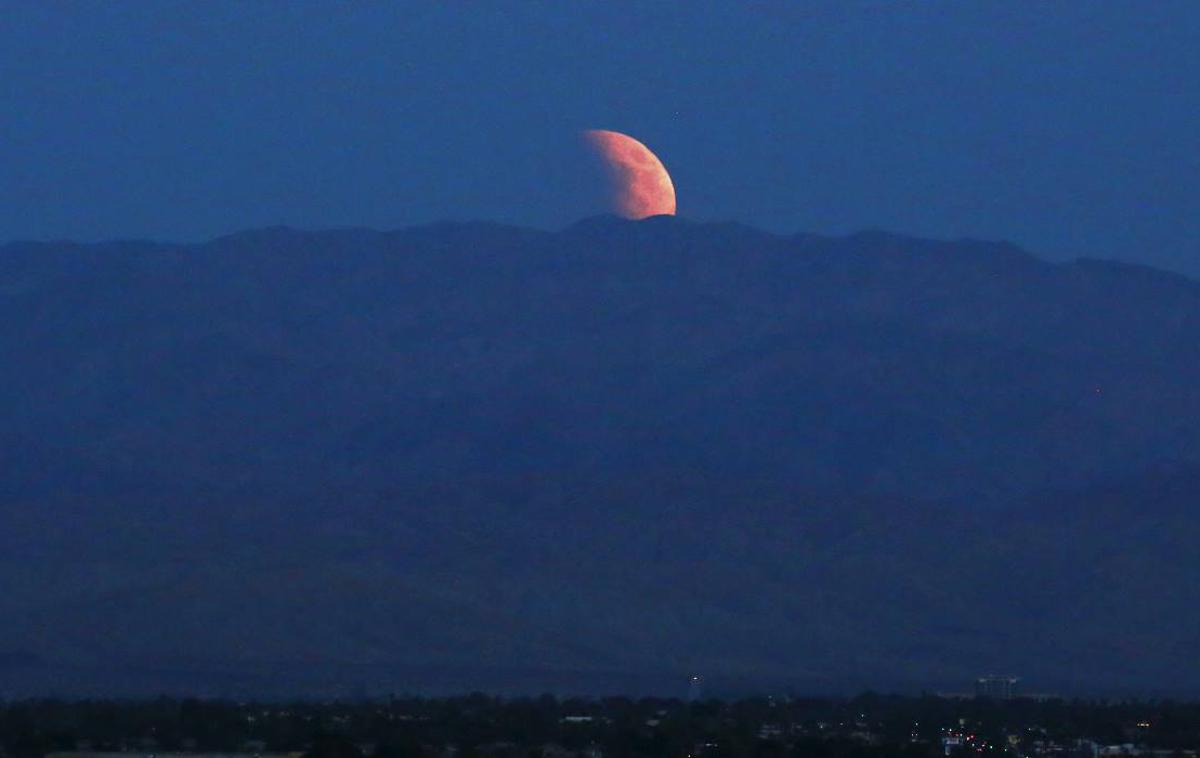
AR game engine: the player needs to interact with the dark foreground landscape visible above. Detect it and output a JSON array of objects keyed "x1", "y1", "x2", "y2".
[
  {"x1": 4, "y1": 694, "x2": 1200, "y2": 757},
  {"x1": 4, "y1": 216, "x2": 1200, "y2": 695}
]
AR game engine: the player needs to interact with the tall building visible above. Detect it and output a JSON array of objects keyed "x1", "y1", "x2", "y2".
[{"x1": 975, "y1": 676, "x2": 1019, "y2": 700}]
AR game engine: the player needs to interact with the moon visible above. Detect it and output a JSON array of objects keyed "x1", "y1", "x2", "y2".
[{"x1": 583, "y1": 129, "x2": 676, "y2": 219}]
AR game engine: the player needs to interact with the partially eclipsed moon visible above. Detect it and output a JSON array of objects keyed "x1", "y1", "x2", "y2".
[{"x1": 583, "y1": 129, "x2": 676, "y2": 219}]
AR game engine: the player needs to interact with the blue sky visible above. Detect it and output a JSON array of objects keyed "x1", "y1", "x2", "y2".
[{"x1": 3, "y1": 2, "x2": 1199, "y2": 273}]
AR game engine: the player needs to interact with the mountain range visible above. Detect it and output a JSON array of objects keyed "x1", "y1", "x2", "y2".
[{"x1": 2, "y1": 215, "x2": 1199, "y2": 697}]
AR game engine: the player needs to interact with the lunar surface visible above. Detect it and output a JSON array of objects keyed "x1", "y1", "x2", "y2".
[{"x1": 584, "y1": 129, "x2": 676, "y2": 219}]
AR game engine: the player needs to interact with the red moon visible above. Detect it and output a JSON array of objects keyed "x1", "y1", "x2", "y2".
[{"x1": 583, "y1": 129, "x2": 677, "y2": 219}]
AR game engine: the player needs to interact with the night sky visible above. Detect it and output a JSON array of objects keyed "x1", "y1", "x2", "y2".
[{"x1": 3, "y1": 2, "x2": 1199, "y2": 274}]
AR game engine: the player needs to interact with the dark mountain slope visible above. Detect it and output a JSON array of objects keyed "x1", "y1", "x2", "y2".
[{"x1": 1, "y1": 216, "x2": 1199, "y2": 695}]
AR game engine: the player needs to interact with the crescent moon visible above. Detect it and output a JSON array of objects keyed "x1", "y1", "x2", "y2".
[{"x1": 583, "y1": 129, "x2": 677, "y2": 219}]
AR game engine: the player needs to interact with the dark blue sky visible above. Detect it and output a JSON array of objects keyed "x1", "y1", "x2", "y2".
[{"x1": 3, "y1": 2, "x2": 1199, "y2": 273}]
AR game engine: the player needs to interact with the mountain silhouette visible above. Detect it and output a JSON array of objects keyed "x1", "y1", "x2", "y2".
[{"x1": 2, "y1": 216, "x2": 1199, "y2": 696}]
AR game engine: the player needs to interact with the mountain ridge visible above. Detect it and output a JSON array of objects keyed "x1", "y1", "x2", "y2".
[
  {"x1": 5, "y1": 214, "x2": 1193, "y2": 281},
  {"x1": 2, "y1": 217, "x2": 1199, "y2": 696}
]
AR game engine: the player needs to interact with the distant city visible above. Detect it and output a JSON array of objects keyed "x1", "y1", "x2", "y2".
[{"x1": 3, "y1": 689, "x2": 1200, "y2": 758}]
